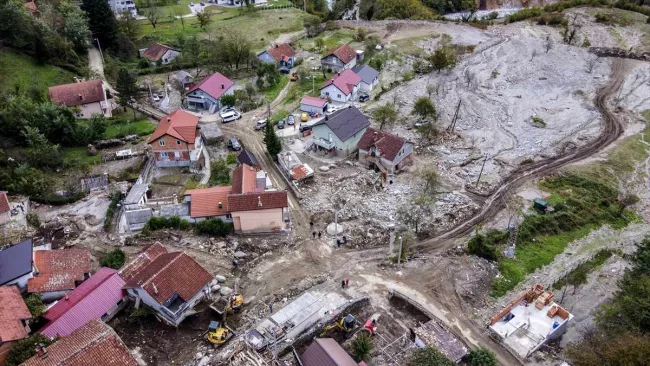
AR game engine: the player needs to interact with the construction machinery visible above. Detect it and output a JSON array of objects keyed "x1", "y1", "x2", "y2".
[
  {"x1": 320, "y1": 314, "x2": 359, "y2": 337},
  {"x1": 229, "y1": 278, "x2": 244, "y2": 313},
  {"x1": 207, "y1": 297, "x2": 235, "y2": 346},
  {"x1": 290, "y1": 72, "x2": 299, "y2": 82}
]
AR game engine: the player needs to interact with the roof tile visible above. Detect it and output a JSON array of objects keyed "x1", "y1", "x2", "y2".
[
  {"x1": 148, "y1": 109, "x2": 199, "y2": 145},
  {"x1": 265, "y1": 43, "x2": 296, "y2": 62},
  {"x1": 300, "y1": 96, "x2": 328, "y2": 108},
  {"x1": 184, "y1": 186, "x2": 231, "y2": 218},
  {"x1": 357, "y1": 128, "x2": 409, "y2": 161},
  {"x1": 0, "y1": 191, "x2": 10, "y2": 214},
  {"x1": 28, "y1": 249, "x2": 91, "y2": 293},
  {"x1": 321, "y1": 69, "x2": 361, "y2": 96},
  {"x1": 324, "y1": 44, "x2": 357, "y2": 64},
  {"x1": 232, "y1": 164, "x2": 258, "y2": 194},
  {"x1": 228, "y1": 191, "x2": 288, "y2": 212},
  {"x1": 312, "y1": 106, "x2": 370, "y2": 142},
  {"x1": 0, "y1": 286, "x2": 31, "y2": 343},
  {"x1": 189, "y1": 72, "x2": 234, "y2": 100},
  {"x1": 49, "y1": 80, "x2": 104, "y2": 107},
  {"x1": 142, "y1": 43, "x2": 176, "y2": 62},
  {"x1": 118, "y1": 243, "x2": 167, "y2": 282}
]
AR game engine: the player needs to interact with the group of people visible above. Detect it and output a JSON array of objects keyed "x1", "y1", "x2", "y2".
[{"x1": 310, "y1": 221, "x2": 348, "y2": 248}]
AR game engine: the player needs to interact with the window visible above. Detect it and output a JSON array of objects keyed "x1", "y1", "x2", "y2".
[
  {"x1": 226, "y1": 214, "x2": 232, "y2": 219},
  {"x1": 325, "y1": 92, "x2": 329, "y2": 96},
  {"x1": 176, "y1": 140, "x2": 181, "y2": 145},
  {"x1": 337, "y1": 94, "x2": 341, "y2": 98},
  {"x1": 174, "y1": 152, "x2": 181, "y2": 158},
  {"x1": 159, "y1": 140, "x2": 165, "y2": 146},
  {"x1": 160, "y1": 152, "x2": 168, "y2": 158}
]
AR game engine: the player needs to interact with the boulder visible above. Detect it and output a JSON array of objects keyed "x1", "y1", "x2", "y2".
[
  {"x1": 234, "y1": 251, "x2": 247, "y2": 258},
  {"x1": 215, "y1": 275, "x2": 227, "y2": 283},
  {"x1": 87, "y1": 144, "x2": 97, "y2": 156},
  {"x1": 318, "y1": 166, "x2": 330, "y2": 172},
  {"x1": 211, "y1": 284, "x2": 220, "y2": 292},
  {"x1": 326, "y1": 222, "x2": 344, "y2": 236},
  {"x1": 198, "y1": 356, "x2": 210, "y2": 366},
  {"x1": 219, "y1": 286, "x2": 233, "y2": 296}
]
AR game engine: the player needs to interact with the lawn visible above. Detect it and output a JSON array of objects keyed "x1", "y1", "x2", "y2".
[
  {"x1": 0, "y1": 49, "x2": 76, "y2": 96},
  {"x1": 105, "y1": 120, "x2": 157, "y2": 139},
  {"x1": 298, "y1": 29, "x2": 357, "y2": 52},
  {"x1": 270, "y1": 108, "x2": 290, "y2": 123},
  {"x1": 283, "y1": 73, "x2": 325, "y2": 104},
  {"x1": 61, "y1": 146, "x2": 102, "y2": 165},
  {"x1": 262, "y1": 75, "x2": 289, "y2": 102},
  {"x1": 136, "y1": 0, "x2": 194, "y2": 18}
]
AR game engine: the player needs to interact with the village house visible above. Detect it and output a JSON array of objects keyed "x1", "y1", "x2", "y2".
[
  {"x1": 107, "y1": 0, "x2": 137, "y2": 16},
  {"x1": 0, "y1": 192, "x2": 10, "y2": 225},
  {"x1": 300, "y1": 96, "x2": 328, "y2": 115},
  {"x1": 351, "y1": 65, "x2": 380, "y2": 92},
  {"x1": 0, "y1": 286, "x2": 32, "y2": 365},
  {"x1": 49, "y1": 79, "x2": 113, "y2": 119},
  {"x1": 257, "y1": 43, "x2": 297, "y2": 69},
  {"x1": 175, "y1": 70, "x2": 195, "y2": 90},
  {"x1": 39, "y1": 267, "x2": 128, "y2": 338},
  {"x1": 321, "y1": 44, "x2": 358, "y2": 73},
  {"x1": 311, "y1": 106, "x2": 370, "y2": 156},
  {"x1": 237, "y1": 148, "x2": 261, "y2": 170},
  {"x1": 148, "y1": 109, "x2": 203, "y2": 168},
  {"x1": 300, "y1": 338, "x2": 359, "y2": 366},
  {"x1": 0, "y1": 239, "x2": 35, "y2": 290},
  {"x1": 119, "y1": 243, "x2": 213, "y2": 326},
  {"x1": 357, "y1": 128, "x2": 413, "y2": 175},
  {"x1": 28, "y1": 249, "x2": 92, "y2": 302},
  {"x1": 319, "y1": 69, "x2": 362, "y2": 104},
  {"x1": 140, "y1": 43, "x2": 180, "y2": 65},
  {"x1": 186, "y1": 72, "x2": 235, "y2": 113},
  {"x1": 184, "y1": 186, "x2": 233, "y2": 223},
  {"x1": 23, "y1": 319, "x2": 138, "y2": 366}
]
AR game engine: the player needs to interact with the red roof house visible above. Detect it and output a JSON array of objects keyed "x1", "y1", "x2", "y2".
[
  {"x1": 23, "y1": 319, "x2": 138, "y2": 366},
  {"x1": 187, "y1": 73, "x2": 235, "y2": 112},
  {"x1": 184, "y1": 186, "x2": 232, "y2": 219},
  {"x1": 0, "y1": 192, "x2": 10, "y2": 224},
  {"x1": 120, "y1": 244, "x2": 213, "y2": 326},
  {"x1": 258, "y1": 43, "x2": 297, "y2": 68},
  {"x1": 321, "y1": 44, "x2": 358, "y2": 72},
  {"x1": 40, "y1": 268, "x2": 128, "y2": 338},
  {"x1": 357, "y1": 128, "x2": 413, "y2": 174},
  {"x1": 320, "y1": 69, "x2": 362, "y2": 103},
  {"x1": 140, "y1": 43, "x2": 180, "y2": 65},
  {"x1": 48, "y1": 80, "x2": 111, "y2": 119},
  {"x1": 148, "y1": 110, "x2": 202, "y2": 168},
  {"x1": 301, "y1": 338, "x2": 358, "y2": 366},
  {"x1": 0, "y1": 286, "x2": 31, "y2": 365},
  {"x1": 28, "y1": 249, "x2": 92, "y2": 302},
  {"x1": 300, "y1": 96, "x2": 329, "y2": 114}
]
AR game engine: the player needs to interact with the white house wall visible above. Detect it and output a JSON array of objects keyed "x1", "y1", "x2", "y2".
[
  {"x1": 161, "y1": 50, "x2": 181, "y2": 65},
  {"x1": 320, "y1": 85, "x2": 352, "y2": 103}
]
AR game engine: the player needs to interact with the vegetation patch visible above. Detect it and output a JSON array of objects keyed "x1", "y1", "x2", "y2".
[
  {"x1": 552, "y1": 249, "x2": 613, "y2": 290},
  {"x1": 531, "y1": 115, "x2": 546, "y2": 128},
  {"x1": 104, "y1": 191, "x2": 125, "y2": 230},
  {"x1": 100, "y1": 248, "x2": 127, "y2": 269},
  {"x1": 195, "y1": 218, "x2": 233, "y2": 236},
  {"x1": 0, "y1": 49, "x2": 75, "y2": 97},
  {"x1": 104, "y1": 119, "x2": 157, "y2": 139}
]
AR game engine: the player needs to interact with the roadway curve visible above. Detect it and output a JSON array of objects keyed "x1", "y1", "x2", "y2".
[{"x1": 417, "y1": 59, "x2": 629, "y2": 251}]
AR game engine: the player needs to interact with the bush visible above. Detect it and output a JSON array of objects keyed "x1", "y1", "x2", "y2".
[
  {"x1": 226, "y1": 153, "x2": 238, "y2": 165},
  {"x1": 210, "y1": 158, "x2": 232, "y2": 185},
  {"x1": 195, "y1": 218, "x2": 233, "y2": 236},
  {"x1": 100, "y1": 249, "x2": 126, "y2": 269},
  {"x1": 594, "y1": 13, "x2": 611, "y2": 23},
  {"x1": 24, "y1": 293, "x2": 45, "y2": 317},
  {"x1": 221, "y1": 94, "x2": 236, "y2": 107},
  {"x1": 104, "y1": 191, "x2": 124, "y2": 230},
  {"x1": 488, "y1": 11, "x2": 499, "y2": 20},
  {"x1": 26, "y1": 212, "x2": 40, "y2": 228},
  {"x1": 467, "y1": 229, "x2": 507, "y2": 261},
  {"x1": 31, "y1": 191, "x2": 86, "y2": 205},
  {"x1": 5, "y1": 334, "x2": 54, "y2": 366},
  {"x1": 144, "y1": 216, "x2": 191, "y2": 231},
  {"x1": 351, "y1": 334, "x2": 373, "y2": 361},
  {"x1": 467, "y1": 347, "x2": 497, "y2": 366},
  {"x1": 137, "y1": 58, "x2": 151, "y2": 69},
  {"x1": 409, "y1": 346, "x2": 454, "y2": 366}
]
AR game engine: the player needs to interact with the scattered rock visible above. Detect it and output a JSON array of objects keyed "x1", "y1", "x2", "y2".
[
  {"x1": 234, "y1": 251, "x2": 247, "y2": 258},
  {"x1": 87, "y1": 144, "x2": 97, "y2": 156},
  {"x1": 318, "y1": 166, "x2": 330, "y2": 172},
  {"x1": 215, "y1": 275, "x2": 227, "y2": 283},
  {"x1": 211, "y1": 284, "x2": 221, "y2": 292},
  {"x1": 220, "y1": 287, "x2": 233, "y2": 296},
  {"x1": 326, "y1": 223, "x2": 344, "y2": 236},
  {"x1": 197, "y1": 356, "x2": 210, "y2": 366}
]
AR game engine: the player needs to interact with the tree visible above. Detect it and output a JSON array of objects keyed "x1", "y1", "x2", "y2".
[
  {"x1": 100, "y1": 249, "x2": 126, "y2": 269},
  {"x1": 196, "y1": 11, "x2": 212, "y2": 31},
  {"x1": 467, "y1": 230, "x2": 502, "y2": 261},
  {"x1": 374, "y1": 0, "x2": 437, "y2": 20},
  {"x1": 467, "y1": 347, "x2": 497, "y2": 366},
  {"x1": 412, "y1": 97, "x2": 436, "y2": 121},
  {"x1": 315, "y1": 38, "x2": 325, "y2": 51},
  {"x1": 430, "y1": 48, "x2": 456, "y2": 73},
  {"x1": 220, "y1": 31, "x2": 252, "y2": 70},
  {"x1": 24, "y1": 293, "x2": 45, "y2": 317},
  {"x1": 419, "y1": 167, "x2": 439, "y2": 195},
  {"x1": 409, "y1": 346, "x2": 454, "y2": 366},
  {"x1": 397, "y1": 195, "x2": 432, "y2": 234},
  {"x1": 117, "y1": 11, "x2": 141, "y2": 40},
  {"x1": 113, "y1": 31, "x2": 137, "y2": 60},
  {"x1": 183, "y1": 35, "x2": 205, "y2": 74},
  {"x1": 220, "y1": 94, "x2": 236, "y2": 107},
  {"x1": 57, "y1": 3, "x2": 92, "y2": 52},
  {"x1": 85, "y1": 114, "x2": 108, "y2": 143},
  {"x1": 351, "y1": 334, "x2": 373, "y2": 362},
  {"x1": 264, "y1": 116, "x2": 282, "y2": 160},
  {"x1": 371, "y1": 103, "x2": 397, "y2": 130},
  {"x1": 304, "y1": 16, "x2": 323, "y2": 37},
  {"x1": 22, "y1": 126, "x2": 63, "y2": 169},
  {"x1": 210, "y1": 158, "x2": 231, "y2": 185},
  {"x1": 115, "y1": 68, "x2": 141, "y2": 119},
  {"x1": 145, "y1": 0, "x2": 161, "y2": 29},
  {"x1": 195, "y1": 218, "x2": 233, "y2": 236},
  {"x1": 81, "y1": 0, "x2": 118, "y2": 50},
  {"x1": 174, "y1": 7, "x2": 186, "y2": 30},
  {"x1": 256, "y1": 62, "x2": 281, "y2": 90},
  {"x1": 5, "y1": 334, "x2": 54, "y2": 366},
  {"x1": 567, "y1": 330, "x2": 650, "y2": 366}
]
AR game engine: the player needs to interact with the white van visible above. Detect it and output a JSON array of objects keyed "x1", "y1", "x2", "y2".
[{"x1": 221, "y1": 111, "x2": 241, "y2": 123}]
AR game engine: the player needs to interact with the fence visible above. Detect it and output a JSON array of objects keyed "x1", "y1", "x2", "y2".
[{"x1": 80, "y1": 174, "x2": 109, "y2": 192}]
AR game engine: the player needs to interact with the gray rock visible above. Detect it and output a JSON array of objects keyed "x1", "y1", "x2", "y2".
[
  {"x1": 318, "y1": 166, "x2": 330, "y2": 172},
  {"x1": 220, "y1": 286, "x2": 233, "y2": 296},
  {"x1": 215, "y1": 275, "x2": 227, "y2": 283},
  {"x1": 234, "y1": 251, "x2": 247, "y2": 258},
  {"x1": 211, "y1": 284, "x2": 221, "y2": 292},
  {"x1": 195, "y1": 352, "x2": 203, "y2": 360},
  {"x1": 198, "y1": 355, "x2": 210, "y2": 366},
  {"x1": 326, "y1": 222, "x2": 344, "y2": 236}
]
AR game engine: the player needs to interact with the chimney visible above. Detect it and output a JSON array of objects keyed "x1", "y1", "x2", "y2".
[
  {"x1": 348, "y1": 105, "x2": 352, "y2": 109},
  {"x1": 275, "y1": 44, "x2": 279, "y2": 48},
  {"x1": 65, "y1": 294, "x2": 70, "y2": 300},
  {"x1": 152, "y1": 282, "x2": 158, "y2": 294},
  {"x1": 258, "y1": 196, "x2": 263, "y2": 207},
  {"x1": 218, "y1": 202, "x2": 222, "y2": 209},
  {"x1": 221, "y1": 83, "x2": 225, "y2": 89},
  {"x1": 78, "y1": 94, "x2": 83, "y2": 100},
  {"x1": 167, "y1": 116, "x2": 171, "y2": 122},
  {"x1": 337, "y1": 72, "x2": 340, "y2": 77}
]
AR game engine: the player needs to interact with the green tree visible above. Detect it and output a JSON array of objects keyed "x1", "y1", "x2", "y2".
[
  {"x1": 397, "y1": 195, "x2": 432, "y2": 234},
  {"x1": 117, "y1": 11, "x2": 141, "y2": 40},
  {"x1": 81, "y1": 0, "x2": 118, "y2": 50},
  {"x1": 144, "y1": 0, "x2": 161, "y2": 29},
  {"x1": 467, "y1": 229, "x2": 506, "y2": 261},
  {"x1": 196, "y1": 11, "x2": 212, "y2": 31},
  {"x1": 22, "y1": 126, "x2": 63, "y2": 169},
  {"x1": 256, "y1": 62, "x2": 281, "y2": 90},
  {"x1": 315, "y1": 38, "x2": 325, "y2": 51},
  {"x1": 430, "y1": 48, "x2": 456, "y2": 73},
  {"x1": 374, "y1": 0, "x2": 436, "y2": 20},
  {"x1": 210, "y1": 158, "x2": 232, "y2": 185},
  {"x1": 371, "y1": 103, "x2": 397, "y2": 130},
  {"x1": 24, "y1": 293, "x2": 45, "y2": 317},
  {"x1": 57, "y1": 2, "x2": 92, "y2": 52},
  {"x1": 351, "y1": 334, "x2": 373, "y2": 361},
  {"x1": 115, "y1": 68, "x2": 141, "y2": 118},
  {"x1": 467, "y1": 347, "x2": 497, "y2": 366},
  {"x1": 409, "y1": 346, "x2": 454, "y2": 366},
  {"x1": 195, "y1": 218, "x2": 233, "y2": 236},
  {"x1": 100, "y1": 249, "x2": 126, "y2": 269},
  {"x1": 567, "y1": 330, "x2": 650, "y2": 366},
  {"x1": 412, "y1": 97, "x2": 436, "y2": 121},
  {"x1": 113, "y1": 31, "x2": 137, "y2": 60},
  {"x1": 5, "y1": 334, "x2": 54, "y2": 366},
  {"x1": 220, "y1": 94, "x2": 236, "y2": 107},
  {"x1": 419, "y1": 167, "x2": 439, "y2": 195},
  {"x1": 264, "y1": 117, "x2": 282, "y2": 160},
  {"x1": 85, "y1": 114, "x2": 108, "y2": 142}
]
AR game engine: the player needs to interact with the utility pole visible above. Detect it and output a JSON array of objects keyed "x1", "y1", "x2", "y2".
[
  {"x1": 94, "y1": 38, "x2": 104, "y2": 64},
  {"x1": 448, "y1": 100, "x2": 462, "y2": 131},
  {"x1": 397, "y1": 236, "x2": 403, "y2": 267},
  {"x1": 475, "y1": 154, "x2": 488, "y2": 188}
]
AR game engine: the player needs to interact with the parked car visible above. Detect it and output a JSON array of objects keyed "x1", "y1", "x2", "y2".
[
  {"x1": 228, "y1": 137, "x2": 241, "y2": 151},
  {"x1": 219, "y1": 107, "x2": 236, "y2": 117},
  {"x1": 277, "y1": 120, "x2": 285, "y2": 129},
  {"x1": 358, "y1": 94, "x2": 370, "y2": 102},
  {"x1": 287, "y1": 115, "x2": 295, "y2": 126},
  {"x1": 152, "y1": 94, "x2": 160, "y2": 102},
  {"x1": 301, "y1": 112, "x2": 309, "y2": 122},
  {"x1": 221, "y1": 111, "x2": 241, "y2": 123},
  {"x1": 254, "y1": 119, "x2": 268, "y2": 130},
  {"x1": 414, "y1": 120, "x2": 427, "y2": 128},
  {"x1": 279, "y1": 67, "x2": 290, "y2": 74},
  {"x1": 326, "y1": 107, "x2": 339, "y2": 115},
  {"x1": 299, "y1": 124, "x2": 312, "y2": 133},
  {"x1": 200, "y1": 2, "x2": 205, "y2": 5},
  {"x1": 190, "y1": 1, "x2": 194, "y2": 5}
]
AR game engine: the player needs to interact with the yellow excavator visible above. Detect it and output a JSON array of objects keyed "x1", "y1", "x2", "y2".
[
  {"x1": 320, "y1": 314, "x2": 358, "y2": 337},
  {"x1": 207, "y1": 298, "x2": 234, "y2": 346},
  {"x1": 229, "y1": 278, "x2": 244, "y2": 313}
]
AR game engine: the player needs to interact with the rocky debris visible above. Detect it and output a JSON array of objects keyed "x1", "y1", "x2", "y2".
[
  {"x1": 234, "y1": 251, "x2": 247, "y2": 258},
  {"x1": 319, "y1": 165, "x2": 330, "y2": 172},
  {"x1": 220, "y1": 286, "x2": 233, "y2": 296},
  {"x1": 84, "y1": 214, "x2": 102, "y2": 226},
  {"x1": 326, "y1": 223, "x2": 344, "y2": 236},
  {"x1": 95, "y1": 139, "x2": 125, "y2": 149},
  {"x1": 215, "y1": 275, "x2": 227, "y2": 283},
  {"x1": 211, "y1": 284, "x2": 221, "y2": 292},
  {"x1": 285, "y1": 274, "x2": 331, "y2": 298},
  {"x1": 87, "y1": 144, "x2": 97, "y2": 156}
]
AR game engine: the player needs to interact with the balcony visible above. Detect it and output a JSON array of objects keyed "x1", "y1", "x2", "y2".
[{"x1": 314, "y1": 138, "x2": 335, "y2": 150}]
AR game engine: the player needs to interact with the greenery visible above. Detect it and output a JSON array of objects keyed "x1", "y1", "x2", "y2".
[
  {"x1": 371, "y1": 103, "x2": 398, "y2": 130},
  {"x1": 467, "y1": 347, "x2": 497, "y2": 366},
  {"x1": 210, "y1": 158, "x2": 232, "y2": 186},
  {"x1": 412, "y1": 97, "x2": 437, "y2": 121},
  {"x1": 221, "y1": 94, "x2": 236, "y2": 107},
  {"x1": 371, "y1": 0, "x2": 438, "y2": 20},
  {"x1": 144, "y1": 216, "x2": 191, "y2": 231},
  {"x1": 195, "y1": 218, "x2": 233, "y2": 236},
  {"x1": 531, "y1": 116, "x2": 546, "y2": 128},
  {"x1": 467, "y1": 229, "x2": 508, "y2": 261},
  {"x1": 5, "y1": 333, "x2": 54, "y2": 366},
  {"x1": 430, "y1": 47, "x2": 456, "y2": 73},
  {"x1": 351, "y1": 334, "x2": 373, "y2": 361},
  {"x1": 24, "y1": 293, "x2": 45, "y2": 317},
  {"x1": 408, "y1": 346, "x2": 454, "y2": 366},
  {"x1": 26, "y1": 212, "x2": 40, "y2": 228},
  {"x1": 104, "y1": 191, "x2": 124, "y2": 230},
  {"x1": 81, "y1": 0, "x2": 118, "y2": 50},
  {"x1": 263, "y1": 75, "x2": 289, "y2": 102},
  {"x1": 100, "y1": 249, "x2": 127, "y2": 269},
  {"x1": 553, "y1": 249, "x2": 613, "y2": 290},
  {"x1": 0, "y1": 49, "x2": 75, "y2": 97},
  {"x1": 115, "y1": 68, "x2": 142, "y2": 119},
  {"x1": 505, "y1": 0, "x2": 610, "y2": 23},
  {"x1": 105, "y1": 119, "x2": 156, "y2": 139},
  {"x1": 264, "y1": 114, "x2": 283, "y2": 160}
]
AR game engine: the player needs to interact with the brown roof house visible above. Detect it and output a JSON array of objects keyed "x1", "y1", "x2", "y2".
[
  {"x1": 148, "y1": 109, "x2": 203, "y2": 168},
  {"x1": 183, "y1": 164, "x2": 290, "y2": 233},
  {"x1": 119, "y1": 243, "x2": 213, "y2": 326},
  {"x1": 49, "y1": 79, "x2": 113, "y2": 119},
  {"x1": 257, "y1": 43, "x2": 297, "y2": 69},
  {"x1": 22, "y1": 319, "x2": 138, "y2": 366},
  {"x1": 27, "y1": 249, "x2": 92, "y2": 302},
  {"x1": 321, "y1": 44, "x2": 359, "y2": 73},
  {"x1": 357, "y1": 128, "x2": 413, "y2": 175},
  {"x1": 0, "y1": 286, "x2": 32, "y2": 365},
  {"x1": 139, "y1": 43, "x2": 180, "y2": 65},
  {"x1": 301, "y1": 338, "x2": 359, "y2": 366}
]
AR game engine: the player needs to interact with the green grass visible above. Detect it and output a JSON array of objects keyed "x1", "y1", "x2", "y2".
[
  {"x1": 391, "y1": 34, "x2": 439, "y2": 57},
  {"x1": 552, "y1": 249, "x2": 613, "y2": 289},
  {"x1": 136, "y1": 0, "x2": 194, "y2": 17},
  {"x1": 0, "y1": 49, "x2": 76, "y2": 96},
  {"x1": 61, "y1": 147, "x2": 102, "y2": 165},
  {"x1": 262, "y1": 75, "x2": 289, "y2": 102},
  {"x1": 283, "y1": 73, "x2": 325, "y2": 104},
  {"x1": 270, "y1": 108, "x2": 290, "y2": 123},
  {"x1": 105, "y1": 120, "x2": 157, "y2": 139}
]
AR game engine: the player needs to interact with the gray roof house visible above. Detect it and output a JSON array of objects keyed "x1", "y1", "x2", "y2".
[
  {"x1": 352, "y1": 65, "x2": 380, "y2": 92},
  {"x1": 237, "y1": 148, "x2": 260, "y2": 169},
  {"x1": 0, "y1": 239, "x2": 34, "y2": 290},
  {"x1": 311, "y1": 106, "x2": 370, "y2": 156},
  {"x1": 175, "y1": 70, "x2": 194, "y2": 89}
]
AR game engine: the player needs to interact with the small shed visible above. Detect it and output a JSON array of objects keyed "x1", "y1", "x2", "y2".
[
  {"x1": 124, "y1": 184, "x2": 149, "y2": 211},
  {"x1": 533, "y1": 199, "x2": 550, "y2": 212},
  {"x1": 176, "y1": 70, "x2": 194, "y2": 89},
  {"x1": 301, "y1": 338, "x2": 357, "y2": 366},
  {"x1": 199, "y1": 122, "x2": 224, "y2": 145},
  {"x1": 300, "y1": 96, "x2": 328, "y2": 114}
]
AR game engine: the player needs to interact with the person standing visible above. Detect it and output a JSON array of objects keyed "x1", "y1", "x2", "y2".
[
  {"x1": 313, "y1": 231, "x2": 316, "y2": 238},
  {"x1": 318, "y1": 231, "x2": 322, "y2": 239},
  {"x1": 269, "y1": 303, "x2": 273, "y2": 313},
  {"x1": 345, "y1": 279, "x2": 349, "y2": 288},
  {"x1": 341, "y1": 280, "x2": 345, "y2": 289}
]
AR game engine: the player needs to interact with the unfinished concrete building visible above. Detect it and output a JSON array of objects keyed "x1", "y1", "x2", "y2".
[{"x1": 489, "y1": 284, "x2": 573, "y2": 359}]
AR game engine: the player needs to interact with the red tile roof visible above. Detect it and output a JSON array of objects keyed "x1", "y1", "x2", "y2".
[
  {"x1": 232, "y1": 164, "x2": 258, "y2": 194},
  {"x1": 301, "y1": 338, "x2": 358, "y2": 366},
  {"x1": 229, "y1": 191, "x2": 288, "y2": 212},
  {"x1": 266, "y1": 43, "x2": 296, "y2": 62},
  {"x1": 324, "y1": 44, "x2": 357, "y2": 64},
  {"x1": 40, "y1": 268, "x2": 126, "y2": 338},
  {"x1": 184, "y1": 186, "x2": 232, "y2": 218},
  {"x1": 118, "y1": 243, "x2": 167, "y2": 282},
  {"x1": 357, "y1": 128, "x2": 409, "y2": 161},
  {"x1": 28, "y1": 249, "x2": 91, "y2": 293},
  {"x1": 141, "y1": 43, "x2": 177, "y2": 62},
  {"x1": 0, "y1": 286, "x2": 31, "y2": 343},
  {"x1": 290, "y1": 165, "x2": 310, "y2": 180},
  {"x1": 189, "y1": 72, "x2": 234, "y2": 100},
  {"x1": 300, "y1": 96, "x2": 328, "y2": 108},
  {"x1": 123, "y1": 252, "x2": 212, "y2": 304},
  {"x1": 0, "y1": 191, "x2": 9, "y2": 214},
  {"x1": 321, "y1": 69, "x2": 361, "y2": 96},
  {"x1": 49, "y1": 80, "x2": 104, "y2": 107},
  {"x1": 23, "y1": 319, "x2": 138, "y2": 366},
  {"x1": 149, "y1": 109, "x2": 199, "y2": 145}
]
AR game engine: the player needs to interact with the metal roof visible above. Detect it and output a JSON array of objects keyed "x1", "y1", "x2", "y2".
[
  {"x1": 124, "y1": 184, "x2": 149, "y2": 205},
  {"x1": 0, "y1": 239, "x2": 33, "y2": 285},
  {"x1": 312, "y1": 106, "x2": 370, "y2": 142},
  {"x1": 352, "y1": 65, "x2": 379, "y2": 85},
  {"x1": 301, "y1": 338, "x2": 358, "y2": 366}
]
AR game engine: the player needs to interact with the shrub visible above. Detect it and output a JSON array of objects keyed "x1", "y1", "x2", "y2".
[
  {"x1": 137, "y1": 58, "x2": 151, "y2": 69},
  {"x1": 221, "y1": 94, "x2": 236, "y2": 107},
  {"x1": 467, "y1": 347, "x2": 497, "y2": 366},
  {"x1": 532, "y1": 116, "x2": 546, "y2": 127},
  {"x1": 100, "y1": 249, "x2": 126, "y2": 269},
  {"x1": 467, "y1": 229, "x2": 507, "y2": 261},
  {"x1": 409, "y1": 346, "x2": 454, "y2": 366},
  {"x1": 488, "y1": 11, "x2": 499, "y2": 20},
  {"x1": 26, "y1": 212, "x2": 40, "y2": 228},
  {"x1": 351, "y1": 334, "x2": 373, "y2": 361},
  {"x1": 31, "y1": 191, "x2": 86, "y2": 205},
  {"x1": 195, "y1": 218, "x2": 233, "y2": 236},
  {"x1": 104, "y1": 191, "x2": 124, "y2": 230},
  {"x1": 144, "y1": 216, "x2": 190, "y2": 231},
  {"x1": 5, "y1": 334, "x2": 54, "y2": 366},
  {"x1": 595, "y1": 13, "x2": 611, "y2": 23},
  {"x1": 403, "y1": 71, "x2": 415, "y2": 82},
  {"x1": 226, "y1": 153, "x2": 237, "y2": 165},
  {"x1": 25, "y1": 293, "x2": 45, "y2": 317},
  {"x1": 210, "y1": 158, "x2": 232, "y2": 185}
]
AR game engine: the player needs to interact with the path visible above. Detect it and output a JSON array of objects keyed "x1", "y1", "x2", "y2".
[{"x1": 199, "y1": 146, "x2": 211, "y2": 184}]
